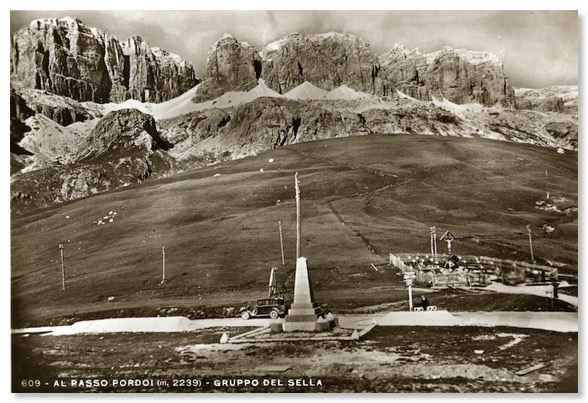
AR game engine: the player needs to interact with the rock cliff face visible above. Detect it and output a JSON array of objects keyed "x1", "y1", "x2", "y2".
[
  {"x1": 261, "y1": 32, "x2": 377, "y2": 95},
  {"x1": 193, "y1": 33, "x2": 261, "y2": 102},
  {"x1": 195, "y1": 33, "x2": 514, "y2": 107},
  {"x1": 10, "y1": 90, "x2": 35, "y2": 156},
  {"x1": 13, "y1": 89, "x2": 93, "y2": 127},
  {"x1": 10, "y1": 17, "x2": 200, "y2": 103},
  {"x1": 376, "y1": 45, "x2": 515, "y2": 106},
  {"x1": 514, "y1": 86, "x2": 577, "y2": 114}
]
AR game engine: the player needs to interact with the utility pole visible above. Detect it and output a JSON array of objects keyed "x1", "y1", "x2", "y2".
[
  {"x1": 161, "y1": 246, "x2": 166, "y2": 284},
  {"x1": 295, "y1": 172, "x2": 301, "y2": 260},
  {"x1": 430, "y1": 226, "x2": 437, "y2": 260},
  {"x1": 59, "y1": 244, "x2": 65, "y2": 291},
  {"x1": 278, "y1": 221, "x2": 285, "y2": 266},
  {"x1": 526, "y1": 225, "x2": 534, "y2": 263}
]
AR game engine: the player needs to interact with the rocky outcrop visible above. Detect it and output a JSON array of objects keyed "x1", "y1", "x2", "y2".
[
  {"x1": 10, "y1": 90, "x2": 34, "y2": 154},
  {"x1": 261, "y1": 32, "x2": 378, "y2": 95},
  {"x1": 514, "y1": 86, "x2": 577, "y2": 114},
  {"x1": 544, "y1": 122, "x2": 578, "y2": 150},
  {"x1": 10, "y1": 17, "x2": 199, "y2": 103},
  {"x1": 162, "y1": 97, "x2": 369, "y2": 160},
  {"x1": 375, "y1": 44, "x2": 430, "y2": 99},
  {"x1": 376, "y1": 45, "x2": 515, "y2": 106},
  {"x1": 515, "y1": 96, "x2": 564, "y2": 113},
  {"x1": 11, "y1": 108, "x2": 175, "y2": 214},
  {"x1": 79, "y1": 108, "x2": 172, "y2": 162},
  {"x1": 15, "y1": 89, "x2": 93, "y2": 126},
  {"x1": 193, "y1": 34, "x2": 261, "y2": 102}
]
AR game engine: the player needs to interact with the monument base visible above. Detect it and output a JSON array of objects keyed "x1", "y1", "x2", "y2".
[{"x1": 281, "y1": 317, "x2": 337, "y2": 333}]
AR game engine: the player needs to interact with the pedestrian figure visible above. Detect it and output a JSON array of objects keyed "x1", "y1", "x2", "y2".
[
  {"x1": 552, "y1": 280, "x2": 559, "y2": 299},
  {"x1": 421, "y1": 296, "x2": 429, "y2": 310}
]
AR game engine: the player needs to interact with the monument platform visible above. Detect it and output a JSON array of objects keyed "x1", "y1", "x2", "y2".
[{"x1": 282, "y1": 257, "x2": 337, "y2": 332}]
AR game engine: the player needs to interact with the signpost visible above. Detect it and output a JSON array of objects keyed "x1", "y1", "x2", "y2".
[{"x1": 403, "y1": 271, "x2": 416, "y2": 310}]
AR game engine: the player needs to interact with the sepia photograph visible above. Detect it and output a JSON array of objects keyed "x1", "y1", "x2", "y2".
[{"x1": 8, "y1": 3, "x2": 580, "y2": 394}]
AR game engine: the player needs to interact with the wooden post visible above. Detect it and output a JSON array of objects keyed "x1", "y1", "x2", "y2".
[
  {"x1": 59, "y1": 244, "x2": 65, "y2": 291},
  {"x1": 161, "y1": 246, "x2": 166, "y2": 284},
  {"x1": 279, "y1": 221, "x2": 285, "y2": 266},
  {"x1": 526, "y1": 225, "x2": 534, "y2": 263},
  {"x1": 295, "y1": 172, "x2": 301, "y2": 260},
  {"x1": 430, "y1": 226, "x2": 437, "y2": 260}
]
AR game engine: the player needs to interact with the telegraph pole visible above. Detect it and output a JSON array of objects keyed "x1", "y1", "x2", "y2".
[
  {"x1": 430, "y1": 226, "x2": 437, "y2": 260},
  {"x1": 161, "y1": 246, "x2": 166, "y2": 284},
  {"x1": 295, "y1": 172, "x2": 301, "y2": 260},
  {"x1": 526, "y1": 225, "x2": 534, "y2": 263},
  {"x1": 278, "y1": 221, "x2": 285, "y2": 266},
  {"x1": 59, "y1": 244, "x2": 65, "y2": 291}
]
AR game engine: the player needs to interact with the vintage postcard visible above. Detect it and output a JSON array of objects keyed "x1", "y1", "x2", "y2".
[{"x1": 9, "y1": 7, "x2": 578, "y2": 393}]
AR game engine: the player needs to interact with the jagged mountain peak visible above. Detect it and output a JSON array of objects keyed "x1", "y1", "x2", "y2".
[
  {"x1": 221, "y1": 32, "x2": 237, "y2": 40},
  {"x1": 197, "y1": 30, "x2": 514, "y2": 106},
  {"x1": 10, "y1": 17, "x2": 200, "y2": 104},
  {"x1": 27, "y1": 16, "x2": 82, "y2": 29}
]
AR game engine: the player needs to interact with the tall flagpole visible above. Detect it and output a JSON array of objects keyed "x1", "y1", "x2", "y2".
[
  {"x1": 161, "y1": 246, "x2": 166, "y2": 284},
  {"x1": 295, "y1": 172, "x2": 301, "y2": 260}
]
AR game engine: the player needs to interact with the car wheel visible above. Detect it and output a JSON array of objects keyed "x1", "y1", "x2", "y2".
[
  {"x1": 269, "y1": 310, "x2": 279, "y2": 319},
  {"x1": 241, "y1": 311, "x2": 251, "y2": 320}
]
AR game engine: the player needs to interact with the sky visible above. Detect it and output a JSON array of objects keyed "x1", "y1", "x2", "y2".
[{"x1": 9, "y1": 9, "x2": 579, "y2": 89}]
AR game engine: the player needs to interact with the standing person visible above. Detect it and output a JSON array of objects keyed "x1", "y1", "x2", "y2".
[{"x1": 552, "y1": 280, "x2": 559, "y2": 299}]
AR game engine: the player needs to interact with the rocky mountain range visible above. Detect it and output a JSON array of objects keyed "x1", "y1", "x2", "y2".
[
  {"x1": 10, "y1": 17, "x2": 200, "y2": 103},
  {"x1": 195, "y1": 32, "x2": 515, "y2": 107},
  {"x1": 9, "y1": 17, "x2": 578, "y2": 215}
]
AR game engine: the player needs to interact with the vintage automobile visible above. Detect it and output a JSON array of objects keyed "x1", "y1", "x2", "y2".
[{"x1": 240, "y1": 297, "x2": 290, "y2": 320}]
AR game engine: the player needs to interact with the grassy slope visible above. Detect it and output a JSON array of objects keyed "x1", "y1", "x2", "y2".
[{"x1": 11, "y1": 135, "x2": 578, "y2": 326}]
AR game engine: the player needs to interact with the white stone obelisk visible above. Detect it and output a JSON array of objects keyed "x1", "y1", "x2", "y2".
[{"x1": 283, "y1": 172, "x2": 324, "y2": 332}]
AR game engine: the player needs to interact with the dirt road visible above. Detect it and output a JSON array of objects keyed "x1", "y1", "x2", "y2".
[{"x1": 13, "y1": 310, "x2": 577, "y2": 336}]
